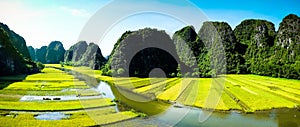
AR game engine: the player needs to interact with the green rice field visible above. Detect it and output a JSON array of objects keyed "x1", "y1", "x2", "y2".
[
  {"x1": 107, "y1": 75, "x2": 300, "y2": 112},
  {"x1": 0, "y1": 108, "x2": 138, "y2": 126},
  {"x1": 1, "y1": 65, "x2": 299, "y2": 126},
  {"x1": 0, "y1": 66, "x2": 138, "y2": 126}
]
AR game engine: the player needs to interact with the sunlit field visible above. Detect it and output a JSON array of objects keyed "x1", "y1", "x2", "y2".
[
  {"x1": 48, "y1": 64, "x2": 300, "y2": 112},
  {"x1": 1, "y1": 65, "x2": 299, "y2": 126},
  {"x1": 0, "y1": 66, "x2": 138, "y2": 126},
  {"x1": 104, "y1": 75, "x2": 300, "y2": 112}
]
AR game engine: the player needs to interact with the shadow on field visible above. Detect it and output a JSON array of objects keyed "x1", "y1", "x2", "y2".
[{"x1": 0, "y1": 75, "x2": 27, "y2": 90}]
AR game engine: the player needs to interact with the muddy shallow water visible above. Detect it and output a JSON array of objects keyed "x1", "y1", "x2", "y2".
[
  {"x1": 34, "y1": 112, "x2": 70, "y2": 120},
  {"x1": 20, "y1": 95, "x2": 103, "y2": 101}
]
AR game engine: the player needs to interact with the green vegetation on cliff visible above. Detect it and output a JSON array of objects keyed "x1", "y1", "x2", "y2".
[
  {"x1": 46, "y1": 41, "x2": 65, "y2": 64},
  {"x1": 102, "y1": 28, "x2": 179, "y2": 78},
  {"x1": 64, "y1": 41, "x2": 107, "y2": 69},
  {"x1": 0, "y1": 22, "x2": 42, "y2": 75},
  {"x1": 234, "y1": 14, "x2": 300, "y2": 79},
  {"x1": 101, "y1": 14, "x2": 299, "y2": 79},
  {"x1": 27, "y1": 46, "x2": 35, "y2": 60},
  {"x1": 234, "y1": 19, "x2": 276, "y2": 75},
  {"x1": 0, "y1": 23, "x2": 31, "y2": 59}
]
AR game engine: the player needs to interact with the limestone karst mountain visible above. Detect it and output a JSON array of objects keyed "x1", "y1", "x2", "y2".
[
  {"x1": 64, "y1": 41, "x2": 107, "y2": 70},
  {"x1": 45, "y1": 41, "x2": 66, "y2": 64},
  {"x1": 0, "y1": 23, "x2": 41, "y2": 75},
  {"x1": 102, "y1": 28, "x2": 179, "y2": 77}
]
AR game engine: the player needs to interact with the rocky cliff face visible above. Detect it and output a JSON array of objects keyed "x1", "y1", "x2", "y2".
[
  {"x1": 270, "y1": 14, "x2": 300, "y2": 79},
  {"x1": 80, "y1": 43, "x2": 106, "y2": 69},
  {"x1": 234, "y1": 19, "x2": 275, "y2": 48},
  {"x1": 46, "y1": 41, "x2": 65, "y2": 64},
  {"x1": 172, "y1": 26, "x2": 203, "y2": 77},
  {"x1": 35, "y1": 46, "x2": 47, "y2": 63},
  {"x1": 276, "y1": 14, "x2": 300, "y2": 47},
  {"x1": 31, "y1": 42, "x2": 66, "y2": 64},
  {"x1": 172, "y1": 23, "x2": 245, "y2": 77},
  {"x1": 0, "y1": 23, "x2": 31, "y2": 59},
  {"x1": 64, "y1": 41, "x2": 106, "y2": 69},
  {"x1": 231, "y1": 14, "x2": 300, "y2": 79},
  {"x1": 173, "y1": 26, "x2": 202, "y2": 57},
  {"x1": 198, "y1": 21, "x2": 239, "y2": 75},
  {"x1": 27, "y1": 46, "x2": 35, "y2": 60},
  {"x1": 205, "y1": 22, "x2": 244, "y2": 74},
  {"x1": 275, "y1": 14, "x2": 300, "y2": 63},
  {"x1": 64, "y1": 41, "x2": 88, "y2": 62},
  {"x1": 234, "y1": 19, "x2": 276, "y2": 74},
  {"x1": 0, "y1": 23, "x2": 40, "y2": 75}
]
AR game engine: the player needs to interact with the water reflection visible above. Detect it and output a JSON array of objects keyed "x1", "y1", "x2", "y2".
[
  {"x1": 175, "y1": 108, "x2": 277, "y2": 127},
  {"x1": 34, "y1": 112, "x2": 70, "y2": 120},
  {"x1": 171, "y1": 108, "x2": 300, "y2": 127},
  {"x1": 97, "y1": 81, "x2": 115, "y2": 99}
]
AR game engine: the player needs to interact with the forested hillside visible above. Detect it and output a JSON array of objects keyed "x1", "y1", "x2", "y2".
[
  {"x1": 45, "y1": 41, "x2": 65, "y2": 64},
  {"x1": 64, "y1": 41, "x2": 106, "y2": 70},
  {"x1": 28, "y1": 42, "x2": 66, "y2": 64},
  {"x1": 18, "y1": 14, "x2": 299, "y2": 79},
  {"x1": 0, "y1": 23, "x2": 31, "y2": 59},
  {"x1": 102, "y1": 14, "x2": 299, "y2": 79},
  {"x1": 102, "y1": 28, "x2": 179, "y2": 77},
  {"x1": 0, "y1": 23, "x2": 42, "y2": 75},
  {"x1": 234, "y1": 14, "x2": 300, "y2": 79}
]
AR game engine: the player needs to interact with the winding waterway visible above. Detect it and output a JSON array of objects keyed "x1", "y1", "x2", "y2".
[
  {"x1": 97, "y1": 81, "x2": 300, "y2": 127},
  {"x1": 62, "y1": 68, "x2": 300, "y2": 127}
]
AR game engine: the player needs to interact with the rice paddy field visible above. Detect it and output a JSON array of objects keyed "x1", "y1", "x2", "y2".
[
  {"x1": 52, "y1": 64, "x2": 300, "y2": 113},
  {"x1": 1, "y1": 64, "x2": 299, "y2": 126},
  {"x1": 0, "y1": 108, "x2": 138, "y2": 127},
  {"x1": 0, "y1": 66, "x2": 138, "y2": 126},
  {"x1": 107, "y1": 75, "x2": 300, "y2": 113}
]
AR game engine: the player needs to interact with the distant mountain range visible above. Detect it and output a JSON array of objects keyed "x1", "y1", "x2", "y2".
[
  {"x1": 103, "y1": 14, "x2": 300, "y2": 79},
  {"x1": 0, "y1": 14, "x2": 299, "y2": 79},
  {"x1": 28, "y1": 41, "x2": 65, "y2": 64}
]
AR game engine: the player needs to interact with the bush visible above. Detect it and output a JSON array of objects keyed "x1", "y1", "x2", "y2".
[
  {"x1": 36, "y1": 62, "x2": 45, "y2": 70},
  {"x1": 117, "y1": 68, "x2": 125, "y2": 75}
]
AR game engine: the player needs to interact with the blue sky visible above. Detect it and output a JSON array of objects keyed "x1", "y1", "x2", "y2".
[
  {"x1": 192, "y1": 0, "x2": 300, "y2": 29},
  {"x1": 0, "y1": 0, "x2": 299, "y2": 56}
]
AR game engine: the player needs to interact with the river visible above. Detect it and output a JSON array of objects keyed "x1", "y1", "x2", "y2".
[
  {"x1": 63, "y1": 68, "x2": 300, "y2": 127},
  {"x1": 96, "y1": 81, "x2": 300, "y2": 127}
]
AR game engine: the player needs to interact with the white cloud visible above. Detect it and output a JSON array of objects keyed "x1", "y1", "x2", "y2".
[
  {"x1": 0, "y1": 1, "x2": 93, "y2": 50},
  {"x1": 60, "y1": 6, "x2": 91, "y2": 17}
]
